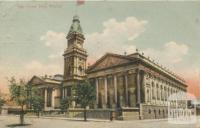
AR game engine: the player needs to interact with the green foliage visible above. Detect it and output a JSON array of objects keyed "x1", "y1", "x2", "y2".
[
  {"x1": 30, "y1": 87, "x2": 44, "y2": 114},
  {"x1": 8, "y1": 77, "x2": 28, "y2": 125},
  {"x1": 8, "y1": 77, "x2": 44, "y2": 122},
  {"x1": 8, "y1": 77, "x2": 28, "y2": 107},
  {"x1": 73, "y1": 79, "x2": 96, "y2": 108},
  {"x1": 60, "y1": 97, "x2": 71, "y2": 112},
  {"x1": 0, "y1": 96, "x2": 5, "y2": 108}
]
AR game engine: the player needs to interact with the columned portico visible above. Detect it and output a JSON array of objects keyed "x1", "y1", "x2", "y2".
[{"x1": 93, "y1": 71, "x2": 138, "y2": 109}]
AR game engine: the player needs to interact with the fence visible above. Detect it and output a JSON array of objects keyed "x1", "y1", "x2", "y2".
[{"x1": 26, "y1": 108, "x2": 117, "y2": 120}]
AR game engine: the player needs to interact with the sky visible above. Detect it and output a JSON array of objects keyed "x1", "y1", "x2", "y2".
[{"x1": 0, "y1": 1, "x2": 200, "y2": 97}]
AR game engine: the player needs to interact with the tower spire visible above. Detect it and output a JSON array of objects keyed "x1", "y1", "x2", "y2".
[
  {"x1": 63, "y1": 15, "x2": 87, "y2": 87},
  {"x1": 67, "y1": 15, "x2": 83, "y2": 37}
]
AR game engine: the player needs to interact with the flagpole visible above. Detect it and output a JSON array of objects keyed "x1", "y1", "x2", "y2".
[
  {"x1": 75, "y1": 0, "x2": 85, "y2": 15},
  {"x1": 75, "y1": 1, "x2": 78, "y2": 15}
]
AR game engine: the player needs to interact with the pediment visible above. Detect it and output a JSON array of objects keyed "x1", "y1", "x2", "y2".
[
  {"x1": 88, "y1": 53, "x2": 132, "y2": 72},
  {"x1": 29, "y1": 76, "x2": 44, "y2": 85}
]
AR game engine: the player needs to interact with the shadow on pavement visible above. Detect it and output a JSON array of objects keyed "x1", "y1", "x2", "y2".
[{"x1": 6, "y1": 124, "x2": 31, "y2": 127}]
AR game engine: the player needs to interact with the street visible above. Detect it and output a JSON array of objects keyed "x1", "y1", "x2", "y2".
[{"x1": 0, "y1": 115, "x2": 199, "y2": 128}]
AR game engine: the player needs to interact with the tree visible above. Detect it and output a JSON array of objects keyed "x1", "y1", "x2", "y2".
[
  {"x1": 8, "y1": 77, "x2": 28, "y2": 125},
  {"x1": 73, "y1": 79, "x2": 96, "y2": 121},
  {"x1": 0, "y1": 96, "x2": 5, "y2": 109},
  {"x1": 60, "y1": 97, "x2": 71, "y2": 113},
  {"x1": 29, "y1": 87, "x2": 44, "y2": 118}
]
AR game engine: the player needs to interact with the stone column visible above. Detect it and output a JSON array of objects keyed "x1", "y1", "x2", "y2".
[
  {"x1": 114, "y1": 75, "x2": 117, "y2": 104},
  {"x1": 62, "y1": 87, "x2": 65, "y2": 99},
  {"x1": 150, "y1": 80, "x2": 152, "y2": 103},
  {"x1": 155, "y1": 82, "x2": 157, "y2": 104},
  {"x1": 64, "y1": 87, "x2": 66, "y2": 98},
  {"x1": 44, "y1": 88, "x2": 47, "y2": 109},
  {"x1": 136, "y1": 69, "x2": 141, "y2": 105},
  {"x1": 161, "y1": 85, "x2": 163, "y2": 104},
  {"x1": 125, "y1": 74, "x2": 128, "y2": 106},
  {"x1": 65, "y1": 88, "x2": 67, "y2": 97},
  {"x1": 104, "y1": 77, "x2": 108, "y2": 105},
  {"x1": 52, "y1": 89, "x2": 55, "y2": 109},
  {"x1": 143, "y1": 73, "x2": 147, "y2": 103},
  {"x1": 159, "y1": 84, "x2": 161, "y2": 104},
  {"x1": 163, "y1": 85, "x2": 166, "y2": 105},
  {"x1": 61, "y1": 87, "x2": 63, "y2": 99},
  {"x1": 96, "y1": 78, "x2": 99, "y2": 105},
  {"x1": 144, "y1": 87, "x2": 147, "y2": 103},
  {"x1": 167, "y1": 86, "x2": 170, "y2": 100},
  {"x1": 62, "y1": 88, "x2": 65, "y2": 99},
  {"x1": 159, "y1": 85, "x2": 161, "y2": 104},
  {"x1": 162, "y1": 85, "x2": 164, "y2": 104},
  {"x1": 156, "y1": 84, "x2": 159, "y2": 104}
]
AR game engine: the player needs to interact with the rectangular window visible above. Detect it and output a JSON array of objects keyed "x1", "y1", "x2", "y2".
[{"x1": 67, "y1": 86, "x2": 72, "y2": 96}]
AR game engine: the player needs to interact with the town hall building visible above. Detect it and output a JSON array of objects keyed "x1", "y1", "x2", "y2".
[{"x1": 29, "y1": 15, "x2": 188, "y2": 120}]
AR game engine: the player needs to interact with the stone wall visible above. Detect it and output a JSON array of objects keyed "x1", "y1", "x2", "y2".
[
  {"x1": 67, "y1": 109, "x2": 113, "y2": 120},
  {"x1": 120, "y1": 108, "x2": 140, "y2": 120},
  {"x1": 141, "y1": 104, "x2": 168, "y2": 119}
]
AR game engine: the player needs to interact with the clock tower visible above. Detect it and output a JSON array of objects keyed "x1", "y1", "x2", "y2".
[{"x1": 63, "y1": 15, "x2": 87, "y2": 98}]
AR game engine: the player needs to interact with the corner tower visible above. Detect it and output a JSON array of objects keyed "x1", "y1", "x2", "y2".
[{"x1": 63, "y1": 15, "x2": 87, "y2": 97}]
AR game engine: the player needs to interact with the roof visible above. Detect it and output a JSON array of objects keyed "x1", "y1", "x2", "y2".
[
  {"x1": 168, "y1": 92, "x2": 196, "y2": 100},
  {"x1": 87, "y1": 52, "x2": 134, "y2": 71},
  {"x1": 29, "y1": 74, "x2": 63, "y2": 86},
  {"x1": 68, "y1": 15, "x2": 83, "y2": 35},
  {"x1": 43, "y1": 78, "x2": 61, "y2": 84},
  {"x1": 87, "y1": 52, "x2": 187, "y2": 86}
]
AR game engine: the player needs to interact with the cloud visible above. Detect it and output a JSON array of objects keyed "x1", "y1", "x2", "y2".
[
  {"x1": 0, "y1": 60, "x2": 63, "y2": 94},
  {"x1": 24, "y1": 60, "x2": 62, "y2": 76},
  {"x1": 144, "y1": 41, "x2": 189, "y2": 67},
  {"x1": 141, "y1": 41, "x2": 200, "y2": 97},
  {"x1": 85, "y1": 17, "x2": 148, "y2": 60},
  {"x1": 40, "y1": 30, "x2": 66, "y2": 47},
  {"x1": 40, "y1": 17, "x2": 147, "y2": 64},
  {"x1": 40, "y1": 30, "x2": 66, "y2": 61},
  {"x1": 48, "y1": 51, "x2": 63, "y2": 60}
]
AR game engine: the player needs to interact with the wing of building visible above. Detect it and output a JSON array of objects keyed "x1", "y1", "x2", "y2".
[
  {"x1": 28, "y1": 74, "x2": 63, "y2": 110},
  {"x1": 86, "y1": 52, "x2": 187, "y2": 119}
]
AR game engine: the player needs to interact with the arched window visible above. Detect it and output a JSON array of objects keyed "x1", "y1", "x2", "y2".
[{"x1": 149, "y1": 109, "x2": 151, "y2": 114}]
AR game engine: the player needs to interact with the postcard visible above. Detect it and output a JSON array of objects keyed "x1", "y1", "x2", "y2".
[{"x1": 0, "y1": 1, "x2": 199, "y2": 128}]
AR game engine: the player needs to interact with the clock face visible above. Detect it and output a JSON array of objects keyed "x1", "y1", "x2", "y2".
[{"x1": 77, "y1": 42, "x2": 82, "y2": 48}]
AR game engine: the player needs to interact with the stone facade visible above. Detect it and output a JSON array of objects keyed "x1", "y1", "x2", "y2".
[
  {"x1": 28, "y1": 75, "x2": 62, "y2": 110},
  {"x1": 86, "y1": 52, "x2": 187, "y2": 119},
  {"x1": 29, "y1": 15, "x2": 187, "y2": 120},
  {"x1": 62, "y1": 15, "x2": 87, "y2": 97}
]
